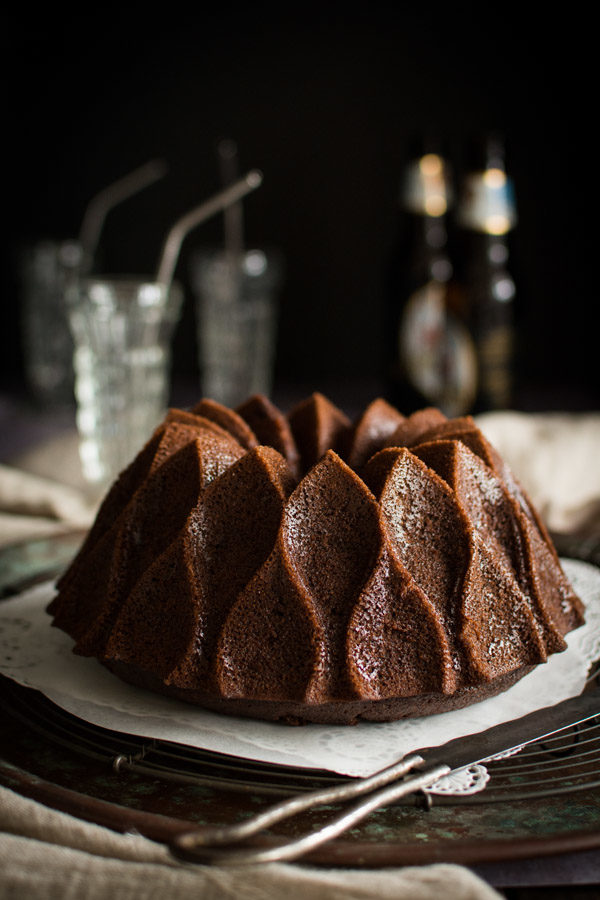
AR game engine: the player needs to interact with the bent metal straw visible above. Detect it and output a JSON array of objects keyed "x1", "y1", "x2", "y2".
[
  {"x1": 78, "y1": 159, "x2": 169, "y2": 268},
  {"x1": 155, "y1": 170, "x2": 263, "y2": 290}
]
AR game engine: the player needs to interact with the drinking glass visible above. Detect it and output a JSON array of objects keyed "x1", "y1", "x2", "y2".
[
  {"x1": 190, "y1": 248, "x2": 283, "y2": 407},
  {"x1": 68, "y1": 277, "x2": 183, "y2": 489},
  {"x1": 19, "y1": 240, "x2": 85, "y2": 406}
]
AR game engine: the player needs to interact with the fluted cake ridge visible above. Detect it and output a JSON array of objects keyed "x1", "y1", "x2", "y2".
[{"x1": 48, "y1": 392, "x2": 585, "y2": 724}]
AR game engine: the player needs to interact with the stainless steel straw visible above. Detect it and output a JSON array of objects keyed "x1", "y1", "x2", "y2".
[
  {"x1": 155, "y1": 169, "x2": 263, "y2": 289},
  {"x1": 78, "y1": 159, "x2": 168, "y2": 267}
]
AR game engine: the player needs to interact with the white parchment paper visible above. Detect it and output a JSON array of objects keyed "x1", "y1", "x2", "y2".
[{"x1": 0, "y1": 558, "x2": 598, "y2": 777}]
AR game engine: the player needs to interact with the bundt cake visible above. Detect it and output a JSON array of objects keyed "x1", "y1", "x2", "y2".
[{"x1": 47, "y1": 392, "x2": 585, "y2": 725}]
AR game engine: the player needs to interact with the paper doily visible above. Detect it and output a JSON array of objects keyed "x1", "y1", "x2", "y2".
[{"x1": 0, "y1": 558, "x2": 598, "y2": 782}]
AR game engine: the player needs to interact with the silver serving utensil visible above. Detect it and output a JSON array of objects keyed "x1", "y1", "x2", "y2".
[{"x1": 170, "y1": 691, "x2": 600, "y2": 866}]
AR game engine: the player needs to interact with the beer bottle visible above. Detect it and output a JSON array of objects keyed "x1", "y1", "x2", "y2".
[
  {"x1": 384, "y1": 140, "x2": 477, "y2": 416},
  {"x1": 455, "y1": 134, "x2": 518, "y2": 412}
]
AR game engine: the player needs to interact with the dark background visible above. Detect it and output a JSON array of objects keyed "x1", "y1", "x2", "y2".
[{"x1": 3, "y1": 7, "x2": 598, "y2": 413}]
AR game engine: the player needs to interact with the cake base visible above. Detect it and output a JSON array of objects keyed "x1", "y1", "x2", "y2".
[{"x1": 103, "y1": 659, "x2": 535, "y2": 726}]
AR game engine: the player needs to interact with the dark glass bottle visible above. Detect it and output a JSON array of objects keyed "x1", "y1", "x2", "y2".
[
  {"x1": 384, "y1": 143, "x2": 477, "y2": 416},
  {"x1": 454, "y1": 135, "x2": 518, "y2": 412}
]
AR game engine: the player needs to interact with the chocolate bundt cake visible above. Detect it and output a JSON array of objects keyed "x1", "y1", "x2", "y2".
[{"x1": 48, "y1": 393, "x2": 585, "y2": 725}]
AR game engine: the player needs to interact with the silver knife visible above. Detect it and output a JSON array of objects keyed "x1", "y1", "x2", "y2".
[{"x1": 171, "y1": 691, "x2": 600, "y2": 866}]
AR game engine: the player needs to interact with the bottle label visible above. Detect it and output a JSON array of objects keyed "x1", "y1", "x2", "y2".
[
  {"x1": 477, "y1": 325, "x2": 514, "y2": 409},
  {"x1": 399, "y1": 281, "x2": 477, "y2": 417}
]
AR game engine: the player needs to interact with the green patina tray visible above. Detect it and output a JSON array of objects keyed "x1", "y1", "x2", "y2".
[{"x1": 0, "y1": 531, "x2": 599, "y2": 869}]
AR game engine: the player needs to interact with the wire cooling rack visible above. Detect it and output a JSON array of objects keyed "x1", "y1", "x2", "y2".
[{"x1": 1, "y1": 669, "x2": 598, "y2": 808}]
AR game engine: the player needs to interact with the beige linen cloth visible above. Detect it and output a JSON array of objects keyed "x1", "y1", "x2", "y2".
[
  {"x1": 0, "y1": 786, "x2": 499, "y2": 900},
  {"x1": 0, "y1": 411, "x2": 599, "y2": 898}
]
